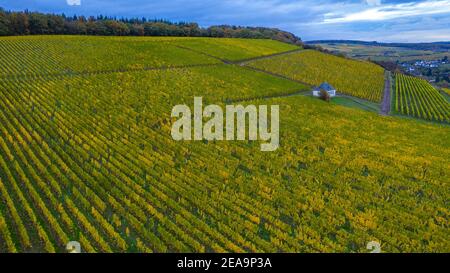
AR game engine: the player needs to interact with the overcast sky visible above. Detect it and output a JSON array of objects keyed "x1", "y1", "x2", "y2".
[{"x1": 0, "y1": 0, "x2": 449, "y2": 42}]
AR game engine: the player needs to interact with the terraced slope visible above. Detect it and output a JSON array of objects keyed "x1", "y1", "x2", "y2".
[{"x1": 246, "y1": 50, "x2": 385, "y2": 102}]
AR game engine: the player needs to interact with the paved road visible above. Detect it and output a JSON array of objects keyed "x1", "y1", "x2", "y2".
[{"x1": 380, "y1": 71, "x2": 392, "y2": 116}]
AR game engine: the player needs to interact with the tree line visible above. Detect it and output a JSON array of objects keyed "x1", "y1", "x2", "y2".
[{"x1": 0, "y1": 8, "x2": 302, "y2": 45}]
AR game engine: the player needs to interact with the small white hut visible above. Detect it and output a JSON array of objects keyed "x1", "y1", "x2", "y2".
[{"x1": 312, "y1": 82, "x2": 336, "y2": 97}]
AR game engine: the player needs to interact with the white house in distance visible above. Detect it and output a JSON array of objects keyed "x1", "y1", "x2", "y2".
[{"x1": 312, "y1": 82, "x2": 337, "y2": 97}]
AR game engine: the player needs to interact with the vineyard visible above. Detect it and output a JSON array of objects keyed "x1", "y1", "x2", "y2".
[
  {"x1": 394, "y1": 73, "x2": 450, "y2": 123},
  {"x1": 0, "y1": 36, "x2": 299, "y2": 79},
  {"x1": 0, "y1": 38, "x2": 215, "y2": 79},
  {"x1": 443, "y1": 88, "x2": 450, "y2": 96},
  {"x1": 168, "y1": 37, "x2": 300, "y2": 61},
  {"x1": 0, "y1": 36, "x2": 449, "y2": 253},
  {"x1": 246, "y1": 50, "x2": 385, "y2": 102}
]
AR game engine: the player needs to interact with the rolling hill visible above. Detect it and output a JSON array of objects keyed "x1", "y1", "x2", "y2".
[
  {"x1": 0, "y1": 36, "x2": 448, "y2": 253},
  {"x1": 305, "y1": 40, "x2": 450, "y2": 62},
  {"x1": 246, "y1": 50, "x2": 385, "y2": 102}
]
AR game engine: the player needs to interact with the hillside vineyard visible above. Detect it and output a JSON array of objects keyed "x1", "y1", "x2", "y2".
[
  {"x1": 0, "y1": 36, "x2": 448, "y2": 253},
  {"x1": 171, "y1": 97, "x2": 280, "y2": 152},
  {"x1": 247, "y1": 50, "x2": 386, "y2": 102},
  {"x1": 394, "y1": 73, "x2": 450, "y2": 122}
]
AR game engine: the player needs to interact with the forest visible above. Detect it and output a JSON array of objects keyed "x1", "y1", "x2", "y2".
[{"x1": 0, "y1": 8, "x2": 302, "y2": 45}]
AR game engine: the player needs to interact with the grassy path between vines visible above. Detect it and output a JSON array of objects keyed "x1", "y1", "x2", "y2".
[{"x1": 380, "y1": 71, "x2": 392, "y2": 116}]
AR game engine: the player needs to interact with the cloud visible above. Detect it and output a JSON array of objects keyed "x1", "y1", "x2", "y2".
[
  {"x1": 379, "y1": 29, "x2": 450, "y2": 42},
  {"x1": 365, "y1": 0, "x2": 382, "y2": 6},
  {"x1": 323, "y1": 0, "x2": 450, "y2": 23},
  {"x1": 67, "y1": 0, "x2": 81, "y2": 6},
  {"x1": 1, "y1": 0, "x2": 449, "y2": 42}
]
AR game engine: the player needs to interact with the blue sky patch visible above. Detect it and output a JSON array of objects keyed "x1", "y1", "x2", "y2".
[{"x1": 0, "y1": 0, "x2": 448, "y2": 42}]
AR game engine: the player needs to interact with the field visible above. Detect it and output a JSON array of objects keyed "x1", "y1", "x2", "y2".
[
  {"x1": 0, "y1": 36, "x2": 299, "y2": 78},
  {"x1": 0, "y1": 36, "x2": 449, "y2": 253},
  {"x1": 167, "y1": 37, "x2": 300, "y2": 61},
  {"x1": 331, "y1": 97, "x2": 380, "y2": 113},
  {"x1": 443, "y1": 88, "x2": 450, "y2": 96},
  {"x1": 246, "y1": 50, "x2": 385, "y2": 102},
  {"x1": 394, "y1": 73, "x2": 450, "y2": 123},
  {"x1": 309, "y1": 42, "x2": 450, "y2": 62}
]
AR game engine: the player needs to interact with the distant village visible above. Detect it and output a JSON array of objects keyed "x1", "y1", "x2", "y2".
[
  {"x1": 400, "y1": 56, "x2": 449, "y2": 85},
  {"x1": 401, "y1": 58, "x2": 448, "y2": 72}
]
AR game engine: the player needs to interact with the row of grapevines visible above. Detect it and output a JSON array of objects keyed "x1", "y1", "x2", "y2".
[
  {"x1": 442, "y1": 88, "x2": 450, "y2": 96},
  {"x1": 0, "y1": 68, "x2": 303, "y2": 252},
  {"x1": 395, "y1": 73, "x2": 450, "y2": 122},
  {"x1": 0, "y1": 57, "x2": 448, "y2": 253},
  {"x1": 0, "y1": 36, "x2": 222, "y2": 78},
  {"x1": 246, "y1": 50, "x2": 386, "y2": 102},
  {"x1": 0, "y1": 36, "x2": 301, "y2": 79}
]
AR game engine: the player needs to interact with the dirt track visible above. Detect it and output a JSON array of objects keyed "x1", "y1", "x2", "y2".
[{"x1": 380, "y1": 71, "x2": 391, "y2": 115}]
